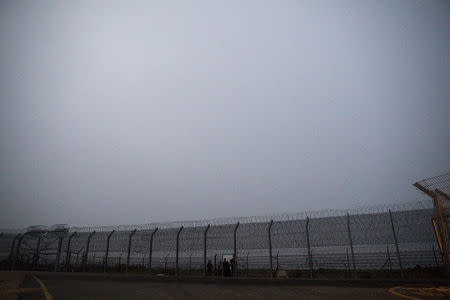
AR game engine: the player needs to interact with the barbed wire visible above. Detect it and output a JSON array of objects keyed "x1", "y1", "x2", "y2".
[
  {"x1": 415, "y1": 171, "x2": 450, "y2": 196},
  {"x1": 0, "y1": 204, "x2": 437, "y2": 260},
  {"x1": 0, "y1": 201, "x2": 431, "y2": 235},
  {"x1": 63, "y1": 200, "x2": 431, "y2": 233}
]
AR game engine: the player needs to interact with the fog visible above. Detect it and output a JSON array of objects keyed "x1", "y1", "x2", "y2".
[{"x1": 1, "y1": 1, "x2": 449, "y2": 228}]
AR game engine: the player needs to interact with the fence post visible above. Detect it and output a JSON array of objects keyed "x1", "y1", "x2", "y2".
[
  {"x1": 189, "y1": 254, "x2": 192, "y2": 272},
  {"x1": 203, "y1": 224, "x2": 210, "y2": 276},
  {"x1": 126, "y1": 229, "x2": 137, "y2": 273},
  {"x1": 164, "y1": 254, "x2": 168, "y2": 273},
  {"x1": 346, "y1": 213, "x2": 356, "y2": 278},
  {"x1": 103, "y1": 230, "x2": 115, "y2": 273},
  {"x1": 65, "y1": 232, "x2": 76, "y2": 271},
  {"x1": 233, "y1": 222, "x2": 240, "y2": 277},
  {"x1": 276, "y1": 251, "x2": 279, "y2": 270},
  {"x1": 8, "y1": 234, "x2": 21, "y2": 270},
  {"x1": 246, "y1": 253, "x2": 249, "y2": 276},
  {"x1": 346, "y1": 248, "x2": 350, "y2": 274},
  {"x1": 83, "y1": 231, "x2": 96, "y2": 271},
  {"x1": 12, "y1": 233, "x2": 29, "y2": 271},
  {"x1": 33, "y1": 232, "x2": 46, "y2": 270},
  {"x1": 434, "y1": 192, "x2": 449, "y2": 267},
  {"x1": 386, "y1": 245, "x2": 392, "y2": 271},
  {"x1": 54, "y1": 235, "x2": 64, "y2": 272},
  {"x1": 306, "y1": 217, "x2": 313, "y2": 278},
  {"x1": 214, "y1": 254, "x2": 217, "y2": 276},
  {"x1": 176, "y1": 226, "x2": 183, "y2": 274},
  {"x1": 268, "y1": 220, "x2": 274, "y2": 277},
  {"x1": 389, "y1": 210, "x2": 404, "y2": 279},
  {"x1": 148, "y1": 228, "x2": 158, "y2": 272},
  {"x1": 432, "y1": 245, "x2": 439, "y2": 267}
]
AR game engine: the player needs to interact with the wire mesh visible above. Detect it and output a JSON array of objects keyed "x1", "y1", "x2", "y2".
[
  {"x1": 0, "y1": 201, "x2": 442, "y2": 275},
  {"x1": 415, "y1": 172, "x2": 450, "y2": 196}
]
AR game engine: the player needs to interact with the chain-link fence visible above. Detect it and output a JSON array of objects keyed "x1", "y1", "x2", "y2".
[
  {"x1": 414, "y1": 172, "x2": 449, "y2": 270},
  {"x1": 0, "y1": 201, "x2": 443, "y2": 278}
]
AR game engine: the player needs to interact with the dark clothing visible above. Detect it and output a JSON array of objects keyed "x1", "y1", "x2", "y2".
[
  {"x1": 207, "y1": 261, "x2": 213, "y2": 275},
  {"x1": 230, "y1": 257, "x2": 235, "y2": 276},
  {"x1": 223, "y1": 260, "x2": 231, "y2": 277}
]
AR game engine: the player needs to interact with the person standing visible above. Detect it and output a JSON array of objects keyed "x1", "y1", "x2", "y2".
[
  {"x1": 207, "y1": 260, "x2": 213, "y2": 275},
  {"x1": 223, "y1": 258, "x2": 231, "y2": 277}
]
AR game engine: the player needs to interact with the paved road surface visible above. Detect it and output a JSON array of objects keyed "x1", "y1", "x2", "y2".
[{"x1": 12, "y1": 272, "x2": 448, "y2": 300}]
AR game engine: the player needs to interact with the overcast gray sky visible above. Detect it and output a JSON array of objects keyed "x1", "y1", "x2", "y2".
[{"x1": 1, "y1": 1, "x2": 449, "y2": 228}]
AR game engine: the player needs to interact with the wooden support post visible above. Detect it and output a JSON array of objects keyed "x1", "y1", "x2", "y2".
[{"x1": 432, "y1": 245, "x2": 439, "y2": 267}]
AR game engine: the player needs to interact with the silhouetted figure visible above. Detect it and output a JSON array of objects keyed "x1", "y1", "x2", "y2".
[
  {"x1": 230, "y1": 256, "x2": 235, "y2": 277},
  {"x1": 207, "y1": 260, "x2": 213, "y2": 275},
  {"x1": 217, "y1": 263, "x2": 222, "y2": 277},
  {"x1": 223, "y1": 258, "x2": 231, "y2": 277}
]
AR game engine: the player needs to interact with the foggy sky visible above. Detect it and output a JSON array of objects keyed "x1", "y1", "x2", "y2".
[{"x1": 1, "y1": 1, "x2": 449, "y2": 228}]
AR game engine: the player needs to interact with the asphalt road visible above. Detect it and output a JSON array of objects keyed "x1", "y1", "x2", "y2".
[{"x1": 14, "y1": 272, "x2": 448, "y2": 300}]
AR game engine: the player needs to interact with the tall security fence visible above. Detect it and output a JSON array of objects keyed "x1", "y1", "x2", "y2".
[
  {"x1": 0, "y1": 201, "x2": 444, "y2": 278},
  {"x1": 414, "y1": 172, "x2": 450, "y2": 268}
]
